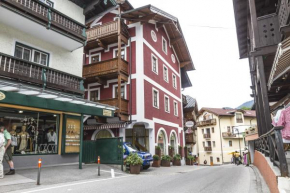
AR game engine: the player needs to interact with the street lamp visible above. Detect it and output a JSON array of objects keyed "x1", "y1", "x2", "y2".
[{"x1": 235, "y1": 127, "x2": 242, "y2": 157}]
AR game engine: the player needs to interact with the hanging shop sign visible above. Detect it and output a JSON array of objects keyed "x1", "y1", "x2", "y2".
[
  {"x1": 185, "y1": 121, "x2": 194, "y2": 128},
  {"x1": 0, "y1": 92, "x2": 5, "y2": 100}
]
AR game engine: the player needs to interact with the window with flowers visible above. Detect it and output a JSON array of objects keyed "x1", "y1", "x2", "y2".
[{"x1": 0, "y1": 107, "x2": 59, "y2": 155}]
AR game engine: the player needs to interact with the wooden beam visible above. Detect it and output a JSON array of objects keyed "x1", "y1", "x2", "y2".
[
  {"x1": 98, "y1": 40, "x2": 107, "y2": 50},
  {"x1": 156, "y1": 22, "x2": 163, "y2": 28},
  {"x1": 170, "y1": 36, "x2": 183, "y2": 45},
  {"x1": 249, "y1": 0, "x2": 260, "y2": 48},
  {"x1": 249, "y1": 44, "x2": 278, "y2": 57},
  {"x1": 95, "y1": 77, "x2": 107, "y2": 85},
  {"x1": 180, "y1": 61, "x2": 191, "y2": 68}
]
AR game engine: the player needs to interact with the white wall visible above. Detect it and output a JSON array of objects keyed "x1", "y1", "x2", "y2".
[
  {"x1": 0, "y1": 22, "x2": 83, "y2": 77},
  {"x1": 52, "y1": 0, "x2": 85, "y2": 24}
]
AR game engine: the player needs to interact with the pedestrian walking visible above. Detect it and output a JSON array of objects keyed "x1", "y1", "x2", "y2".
[
  {"x1": 0, "y1": 126, "x2": 5, "y2": 179},
  {"x1": 1, "y1": 122, "x2": 15, "y2": 175}
]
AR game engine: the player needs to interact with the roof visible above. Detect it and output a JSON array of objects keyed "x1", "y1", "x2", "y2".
[
  {"x1": 121, "y1": 4, "x2": 195, "y2": 72},
  {"x1": 198, "y1": 107, "x2": 256, "y2": 117},
  {"x1": 184, "y1": 95, "x2": 196, "y2": 109},
  {"x1": 180, "y1": 68, "x2": 192, "y2": 88}
]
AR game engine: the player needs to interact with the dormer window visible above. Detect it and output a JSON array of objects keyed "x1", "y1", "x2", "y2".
[{"x1": 236, "y1": 113, "x2": 243, "y2": 123}]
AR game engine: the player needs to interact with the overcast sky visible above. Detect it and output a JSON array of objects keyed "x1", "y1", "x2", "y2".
[{"x1": 129, "y1": 0, "x2": 252, "y2": 109}]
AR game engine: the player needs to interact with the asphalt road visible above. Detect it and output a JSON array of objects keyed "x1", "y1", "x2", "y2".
[{"x1": 9, "y1": 164, "x2": 264, "y2": 193}]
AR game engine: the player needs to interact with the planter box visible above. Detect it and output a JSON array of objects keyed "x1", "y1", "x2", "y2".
[
  {"x1": 186, "y1": 159, "x2": 193, "y2": 165},
  {"x1": 130, "y1": 165, "x2": 141, "y2": 174},
  {"x1": 178, "y1": 147, "x2": 183, "y2": 158},
  {"x1": 152, "y1": 160, "x2": 160, "y2": 167},
  {"x1": 173, "y1": 159, "x2": 181, "y2": 166},
  {"x1": 161, "y1": 160, "x2": 171, "y2": 167},
  {"x1": 155, "y1": 148, "x2": 161, "y2": 158}
]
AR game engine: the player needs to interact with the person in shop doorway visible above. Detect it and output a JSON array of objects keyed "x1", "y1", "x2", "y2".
[
  {"x1": 0, "y1": 125, "x2": 5, "y2": 178},
  {"x1": 1, "y1": 122, "x2": 15, "y2": 175}
]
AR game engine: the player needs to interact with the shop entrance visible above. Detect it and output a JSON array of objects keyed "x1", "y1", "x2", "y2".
[
  {"x1": 158, "y1": 130, "x2": 167, "y2": 156},
  {"x1": 125, "y1": 125, "x2": 149, "y2": 152},
  {"x1": 210, "y1": 156, "x2": 214, "y2": 166},
  {"x1": 170, "y1": 132, "x2": 177, "y2": 155},
  {"x1": 82, "y1": 137, "x2": 123, "y2": 166}
]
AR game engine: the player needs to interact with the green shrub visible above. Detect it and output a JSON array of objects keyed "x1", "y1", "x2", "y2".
[
  {"x1": 169, "y1": 145, "x2": 174, "y2": 150},
  {"x1": 155, "y1": 146, "x2": 161, "y2": 150},
  {"x1": 173, "y1": 154, "x2": 181, "y2": 160},
  {"x1": 178, "y1": 145, "x2": 182, "y2": 149},
  {"x1": 126, "y1": 153, "x2": 143, "y2": 166},
  {"x1": 161, "y1": 155, "x2": 171, "y2": 161},
  {"x1": 187, "y1": 155, "x2": 194, "y2": 161},
  {"x1": 153, "y1": 155, "x2": 160, "y2": 161}
]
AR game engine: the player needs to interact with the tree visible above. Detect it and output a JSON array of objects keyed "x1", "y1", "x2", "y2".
[{"x1": 240, "y1": 106, "x2": 251, "y2": 110}]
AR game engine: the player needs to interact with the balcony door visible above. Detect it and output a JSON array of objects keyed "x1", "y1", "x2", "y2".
[{"x1": 114, "y1": 85, "x2": 125, "y2": 99}]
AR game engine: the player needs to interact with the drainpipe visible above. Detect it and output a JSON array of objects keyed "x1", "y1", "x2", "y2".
[
  {"x1": 129, "y1": 36, "x2": 132, "y2": 123},
  {"x1": 218, "y1": 117, "x2": 224, "y2": 164}
]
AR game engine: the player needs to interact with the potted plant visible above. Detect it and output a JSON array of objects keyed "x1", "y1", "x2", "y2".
[
  {"x1": 155, "y1": 146, "x2": 161, "y2": 158},
  {"x1": 173, "y1": 154, "x2": 181, "y2": 166},
  {"x1": 186, "y1": 155, "x2": 194, "y2": 165},
  {"x1": 178, "y1": 146, "x2": 183, "y2": 157},
  {"x1": 152, "y1": 155, "x2": 160, "y2": 167},
  {"x1": 161, "y1": 155, "x2": 171, "y2": 167},
  {"x1": 126, "y1": 153, "x2": 143, "y2": 174}
]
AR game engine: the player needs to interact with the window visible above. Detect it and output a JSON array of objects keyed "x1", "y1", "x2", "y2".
[
  {"x1": 114, "y1": 48, "x2": 126, "y2": 60},
  {"x1": 90, "y1": 54, "x2": 101, "y2": 63},
  {"x1": 236, "y1": 113, "x2": 243, "y2": 123},
  {"x1": 89, "y1": 90, "x2": 100, "y2": 102},
  {"x1": 15, "y1": 43, "x2": 49, "y2": 66},
  {"x1": 151, "y1": 54, "x2": 158, "y2": 74},
  {"x1": 217, "y1": 157, "x2": 220, "y2": 162},
  {"x1": 162, "y1": 36, "x2": 167, "y2": 54},
  {"x1": 173, "y1": 101, "x2": 178, "y2": 116},
  {"x1": 202, "y1": 141, "x2": 205, "y2": 147},
  {"x1": 164, "y1": 96, "x2": 170, "y2": 113},
  {"x1": 202, "y1": 129, "x2": 204, "y2": 134},
  {"x1": 229, "y1": 141, "x2": 232, "y2": 147},
  {"x1": 153, "y1": 88, "x2": 159, "y2": 108},
  {"x1": 227, "y1": 126, "x2": 231, "y2": 133},
  {"x1": 163, "y1": 65, "x2": 168, "y2": 82},
  {"x1": 172, "y1": 74, "x2": 177, "y2": 89},
  {"x1": 213, "y1": 141, "x2": 216, "y2": 147},
  {"x1": 211, "y1": 127, "x2": 214, "y2": 133},
  {"x1": 40, "y1": 0, "x2": 54, "y2": 7},
  {"x1": 114, "y1": 85, "x2": 125, "y2": 99}
]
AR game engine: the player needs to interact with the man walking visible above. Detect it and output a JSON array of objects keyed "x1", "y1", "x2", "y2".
[{"x1": 2, "y1": 123, "x2": 15, "y2": 175}]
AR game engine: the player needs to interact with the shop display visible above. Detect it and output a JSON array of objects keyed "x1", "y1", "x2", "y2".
[
  {"x1": 64, "y1": 118, "x2": 81, "y2": 153},
  {"x1": 10, "y1": 125, "x2": 18, "y2": 153}
]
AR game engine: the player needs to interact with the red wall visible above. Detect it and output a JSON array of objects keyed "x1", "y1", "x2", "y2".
[
  {"x1": 155, "y1": 123, "x2": 179, "y2": 143},
  {"x1": 144, "y1": 80, "x2": 182, "y2": 127},
  {"x1": 97, "y1": 13, "x2": 116, "y2": 24}
]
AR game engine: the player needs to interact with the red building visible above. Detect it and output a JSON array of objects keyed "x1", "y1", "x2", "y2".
[{"x1": 83, "y1": 2, "x2": 194, "y2": 155}]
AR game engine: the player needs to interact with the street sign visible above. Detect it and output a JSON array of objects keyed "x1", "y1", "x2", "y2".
[{"x1": 185, "y1": 121, "x2": 194, "y2": 128}]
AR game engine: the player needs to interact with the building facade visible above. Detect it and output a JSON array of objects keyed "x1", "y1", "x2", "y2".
[
  {"x1": 0, "y1": 0, "x2": 116, "y2": 169},
  {"x1": 197, "y1": 108, "x2": 257, "y2": 165},
  {"x1": 83, "y1": 3, "x2": 194, "y2": 156}
]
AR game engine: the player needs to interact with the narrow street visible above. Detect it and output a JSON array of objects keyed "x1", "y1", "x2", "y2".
[{"x1": 7, "y1": 165, "x2": 267, "y2": 193}]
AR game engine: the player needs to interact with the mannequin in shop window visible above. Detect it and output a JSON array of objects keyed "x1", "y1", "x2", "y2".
[
  {"x1": 17, "y1": 125, "x2": 29, "y2": 152},
  {"x1": 47, "y1": 129, "x2": 57, "y2": 153}
]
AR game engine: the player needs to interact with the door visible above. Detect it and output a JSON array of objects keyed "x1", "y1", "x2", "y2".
[{"x1": 210, "y1": 156, "x2": 213, "y2": 166}]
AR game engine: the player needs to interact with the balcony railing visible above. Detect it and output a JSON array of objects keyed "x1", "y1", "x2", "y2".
[
  {"x1": 204, "y1": 147, "x2": 212, "y2": 152},
  {"x1": 2, "y1": 0, "x2": 86, "y2": 43},
  {"x1": 83, "y1": 58, "x2": 128, "y2": 80},
  {"x1": 86, "y1": 21, "x2": 129, "y2": 43},
  {"x1": 203, "y1": 133, "x2": 211, "y2": 139},
  {"x1": 0, "y1": 52, "x2": 84, "y2": 94},
  {"x1": 222, "y1": 132, "x2": 237, "y2": 138},
  {"x1": 278, "y1": 0, "x2": 290, "y2": 27},
  {"x1": 98, "y1": 98, "x2": 128, "y2": 114},
  {"x1": 185, "y1": 133, "x2": 196, "y2": 144},
  {"x1": 197, "y1": 118, "x2": 217, "y2": 127},
  {"x1": 257, "y1": 14, "x2": 280, "y2": 47}
]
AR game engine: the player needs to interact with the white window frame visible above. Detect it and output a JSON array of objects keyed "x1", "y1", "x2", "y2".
[
  {"x1": 113, "y1": 47, "x2": 126, "y2": 60},
  {"x1": 151, "y1": 53, "x2": 158, "y2": 75},
  {"x1": 164, "y1": 95, "x2": 170, "y2": 113},
  {"x1": 152, "y1": 88, "x2": 159, "y2": 109},
  {"x1": 112, "y1": 84, "x2": 127, "y2": 99},
  {"x1": 235, "y1": 112, "x2": 244, "y2": 123},
  {"x1": 163, "y1": 64, "x2": 169, "y2": 83},
  {"x1": 88, "y1": 88, "x2": 101, "y2": 101},
  {"x1": 32, "y1": 50, "x2": 48, "y2": 66},
  {"x1": 172, "y1": 73, "x2": 177, "y2": 89},
  {"x1": 89, "y1": 53, "x2": 101, "y2": 64},
  {"x1": 162, "y1": 36, "x2": 168, "y2": 55},
  {"x1": 173, "y1": 101, "x2": 178, "y2": 116}
]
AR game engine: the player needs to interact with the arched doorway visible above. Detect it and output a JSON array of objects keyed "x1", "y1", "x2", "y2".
[
  {"x1": 157, "y1": 130, "x2": 167, "y2": 156},
  {"x1": 170, "y1": 132, "x2": 177, "y2": 155},
  {"x1": 91, "y1": 129, "x2": 114, "y2": 140}
]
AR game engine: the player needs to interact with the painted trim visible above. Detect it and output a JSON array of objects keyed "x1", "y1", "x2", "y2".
[
  {"x1": 87, "y1": 87, "x2": 100, "y2": 101},
  {"x1": 152, "y1": 87, "x2": 159, "y2": 109},
  {"x1": 113, "y1": 47, "x2": 127, "y2": 60},
  {"x1": 164, "y1": 94, "x2": 170, "y2": 113},
  {"x1": 169, "y1": 129, "x2": 179, "y2": 148},
  {"x1": 91, "y1": 128, "x2": 115, "y2": 140},
  {"x1": 163, "y1": 64, "x2": 169, "y2": 83},
  {"x1": 151, "y1": 53, "x2": 158, "y2": 75},
  {"x1": 112, "y1": 83, "x2": 127, "y2": 99}
]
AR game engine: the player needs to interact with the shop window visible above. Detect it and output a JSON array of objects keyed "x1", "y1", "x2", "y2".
[
  {"x1": 217, "y1": 157, "x2": 220, "y2": 162},
  {"x1": 229, "y1": 140, "x2": 232, "y2": 147},
  {"x1": 0, "y1": 107, "x2": 59, "y2": 155},
  {"x1": 158, "y1": 130, "x2": 166, "y2": 156},
  {"x1": 15, "y1": 42, "x2": 49, "y2": 66},
  {"x1": 211, "y1": 127, "x2": 214, "y2": 133},
  {"x1": 151, "y1": 54, "x2": 158, "y2": 74}
]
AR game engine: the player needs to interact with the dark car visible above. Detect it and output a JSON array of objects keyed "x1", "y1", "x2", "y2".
[{"x1": 123, "y1": 142, "x2": 153, "y2": 169}]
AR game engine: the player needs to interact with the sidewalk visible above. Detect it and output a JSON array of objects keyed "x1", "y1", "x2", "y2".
[{"x1": 0, "y1": 164, "x2": 126, "y2": 193}]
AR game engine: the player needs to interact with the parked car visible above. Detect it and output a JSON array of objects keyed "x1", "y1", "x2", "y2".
[{"x1": 123, "y1": 142, "x2": 153, "y2": 169}]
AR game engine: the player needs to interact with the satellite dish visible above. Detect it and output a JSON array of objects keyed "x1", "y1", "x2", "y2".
[{"x1": 185, "y1": 121, "x2": 194, "y2": 128}]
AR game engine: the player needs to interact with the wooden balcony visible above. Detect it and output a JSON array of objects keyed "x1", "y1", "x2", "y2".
[
  {"x1": 185, "y1": 133, "x2": 196, "y2": 144},
  {"x1": 203, "y1": 133, "x2": 211, "y2": 139},
  {"x1": 257, "y1": 14, "x2": 280, "y2": 47},
  {"x1": 222, "y1": 132, "x2": 237, "y2": 138},
  {"x1": 98, "y1": 98, "x2": 129, "y2": 115},
  {"x1": 86, "y1": 21, "x2": 130, "y2": 50},
  {"x1": 204, "y1": 147, "x2": 212, "y2": 152},
  {"x1": 0, "y1": 52, "x2": 84, "y2": 95},
  {"x1": 83, "y1": 58, "x2": 128, "y2": 83},
  {"x1": 1, "y1": 0, "x2": 86, "y2": 45},
  {"x1": 197, "y1": 119, "x2": 217, "y2": 127}
]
